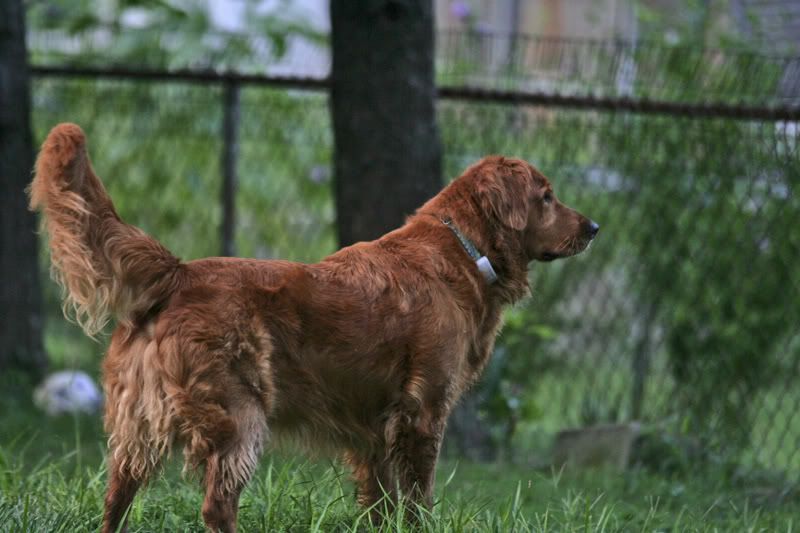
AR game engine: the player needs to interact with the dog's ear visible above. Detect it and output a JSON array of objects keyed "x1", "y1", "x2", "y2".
[{"x1": 476, "y1": 162, "x2": 532, "y2": 230}]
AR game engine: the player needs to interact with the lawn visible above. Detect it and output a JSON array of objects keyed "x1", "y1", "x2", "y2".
[{"x1": 1, "y1": 374, "x2": 799, "y2": 532}]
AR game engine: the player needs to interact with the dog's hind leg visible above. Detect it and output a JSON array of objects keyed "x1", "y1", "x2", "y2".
[
  {"x1": 102, "y1": 334, "x2": 167, "y2": 533},
  {"x1": 102, "y1": 458, "x2": 143, "y2": 533},
  {"x1": 199, "y1": 402, "x2": 267, "y2": 533},
  {"x1": 200, "y1": 454, "x2": 245, "y2": 533},
  {"x1": 101, "y1": 412, "x2": 163, "y2": 533}
]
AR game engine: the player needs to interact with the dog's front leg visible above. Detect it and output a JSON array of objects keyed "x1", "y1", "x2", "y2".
[
  {"x1": 386, "y1": 409, "x2": 446, "y2": 515},
  {"x1": 344, "y1": 450, "x2": 394, "y2": 522}
]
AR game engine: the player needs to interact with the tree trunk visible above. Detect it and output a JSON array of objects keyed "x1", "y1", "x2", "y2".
[
  {"x1": 0, "y1": 0, "x2": 46, "y2": 379},
  {"x1": 330, "y1": 0, "x2": 442, "y2": 246}
]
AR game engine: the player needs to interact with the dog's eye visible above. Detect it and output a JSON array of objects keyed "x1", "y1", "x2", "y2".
[{"x1": 543, "y1": 192, "x2": 553, "y2": 204}]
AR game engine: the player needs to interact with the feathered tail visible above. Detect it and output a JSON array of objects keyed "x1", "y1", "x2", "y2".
[{"x1": 28, "y1": 123, "x2": 182, "y2": 336}]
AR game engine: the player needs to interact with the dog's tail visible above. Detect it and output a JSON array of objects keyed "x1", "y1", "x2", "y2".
[{"x1": 29, "y1": 123, "x2": 183, "y2": 336}]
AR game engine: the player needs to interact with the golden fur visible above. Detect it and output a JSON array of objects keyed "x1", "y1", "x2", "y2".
[{"x1": 29, "y1": 123, "x2": 597, "y2": 532}]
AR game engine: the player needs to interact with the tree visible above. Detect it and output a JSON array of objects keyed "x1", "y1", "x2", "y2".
[
  {"x1": 330, "y1": 0, "x2": 442, "y2": 246},
  {"x1": 0, "y1": 0, "x2": 46, "y2": 378}
]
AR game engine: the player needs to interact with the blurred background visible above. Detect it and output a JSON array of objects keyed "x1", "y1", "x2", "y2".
[{"x1": 1, "y1": 0, "x2": 799, "y2": 529}]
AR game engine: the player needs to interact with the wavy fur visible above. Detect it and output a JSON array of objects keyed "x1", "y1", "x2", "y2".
[{"x1": 28, "y1": 123, "x2": 182, "y2": 336}]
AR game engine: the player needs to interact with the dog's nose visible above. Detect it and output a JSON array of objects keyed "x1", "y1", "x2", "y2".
[{"x1": 588, "y1": 220, "x2": 600, "y2": 239}]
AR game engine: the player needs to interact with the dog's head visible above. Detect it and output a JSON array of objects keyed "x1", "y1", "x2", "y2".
[{"x1": 470, "y1": 156, "x2": 599, "y2": 262}]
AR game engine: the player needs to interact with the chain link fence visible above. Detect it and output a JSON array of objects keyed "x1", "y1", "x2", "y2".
[
  {"x1": 30, "y1": 34, "x2": 800, "y2": 480},
  {"x1": 442, "y1": 102, "x2": 800, "y2": 477},
  {"x1": 437, "y1": 30, "x2": 800, "y2": 104}
]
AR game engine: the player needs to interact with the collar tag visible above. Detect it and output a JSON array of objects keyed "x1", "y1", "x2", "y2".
[{"x1": 476, "y1": 256, "x2": 498, "y2": 284}]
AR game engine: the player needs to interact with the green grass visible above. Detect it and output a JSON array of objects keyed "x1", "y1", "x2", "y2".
[
  {"x1": 2, "y1": 448, "x2": 799, "y2": 532},
  {"x1": 2, "y1": 377, "x2": 799, "y2": 532}
]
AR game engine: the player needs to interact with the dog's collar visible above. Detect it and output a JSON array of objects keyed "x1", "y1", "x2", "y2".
[{"x1": 439, "y1": 216, "x2": 498, "y2": 285}]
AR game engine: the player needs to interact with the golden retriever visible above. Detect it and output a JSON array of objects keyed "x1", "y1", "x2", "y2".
[{"x1": 29, "y1": 123, "x2": 598, "y2": 532}]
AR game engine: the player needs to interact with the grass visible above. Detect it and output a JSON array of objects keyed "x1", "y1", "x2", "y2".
[
  {"x1": 2, "y1": 374, "x2": 799, "y2": 532},
  {"x1": 2, "y1": 447, "x2": 799, "y2": 532}
]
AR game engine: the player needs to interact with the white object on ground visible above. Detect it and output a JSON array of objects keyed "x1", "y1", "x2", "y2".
[{"x1": 34, "y1": 370, "x2": 103, "y2": 415}]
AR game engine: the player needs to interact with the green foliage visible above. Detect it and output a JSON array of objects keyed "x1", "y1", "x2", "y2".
[
  {"x1": 601, "y1": 108, "x2": 799, "y2": 448},
  {"x1": 236, "y1": 88, "x2": 335, "y2": 262},
  {"x1": 27, "y1": 0, "x2": 325, "y2": 70},
  {"x1": 463, "y1": 312, "x2": 563, "y2": 456},
  {"x1": 36, "y1": 79, "x2": 222, "y2": 255}
]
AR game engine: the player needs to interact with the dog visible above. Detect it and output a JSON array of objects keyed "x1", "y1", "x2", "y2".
[{"x1": 29, "y1": 123, "x2": 598, "y2": 532}]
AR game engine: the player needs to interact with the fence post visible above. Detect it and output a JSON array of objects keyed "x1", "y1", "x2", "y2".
[
  {"x1": 631, "y1": 303, "x2": 657, "y2": 420},
  {"x1": 220, "y1": 78, "x2": 240, "y2": 257}
]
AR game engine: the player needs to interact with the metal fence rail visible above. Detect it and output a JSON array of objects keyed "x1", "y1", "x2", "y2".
[
  {"x1": 31, "y1": 64, "x2": 800, "y2": 121},
  {"x1": 29, "y1": 37, "x2": 800, "y2": 480}
]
